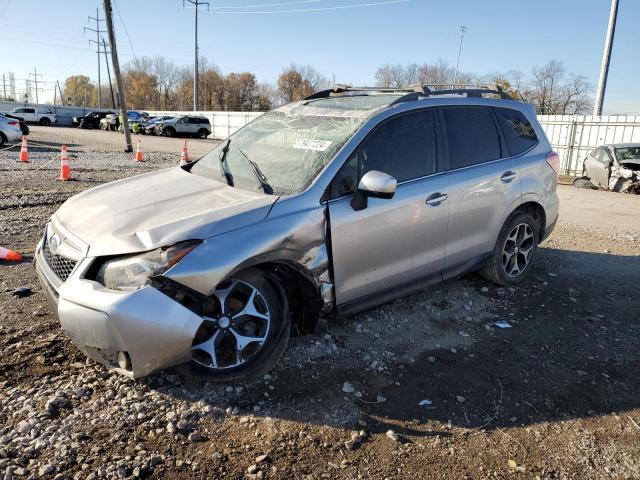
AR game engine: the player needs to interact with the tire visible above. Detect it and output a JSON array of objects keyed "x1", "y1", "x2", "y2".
[
  {"x1": 480, "y1": 212, "x2": 540, "y2": 286},
  {"x1": 190, "y1": 268, "x2": 290, "y2": 382},
  {"x1": 86, "y1": 122, "x2": 94, "y2": 130},
  {"x1": 0, "y1": 132, "x2": 6, "y2": 147},
  {"x1": 39, "y1": 117, "x2": 51, "y2": 126},
  {"x1": 164, "y1": 127, "x2": 175, "y2": 137},
  {"x1": 197, "y1": 129, "x2": 209, "y2": 139}
]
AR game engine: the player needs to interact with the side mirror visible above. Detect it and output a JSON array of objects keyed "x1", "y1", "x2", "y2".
[{"x1": 351, "y1": 170, "x2": 397, "y2": 211}]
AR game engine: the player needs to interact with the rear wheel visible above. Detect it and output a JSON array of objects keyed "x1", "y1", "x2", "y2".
[
  {"x1": 86, "y1": 122, "x2": 94, "y2": 130},
  {"x1": 39, "y1": 117, "x2": 51, "y2": 126},
  {"x1": 191, "y1": 268, "x2": 290, "y2": 381},
  {"x1": 0, "y1": 132, "x2": 6, "y2": 147},
  {"x1": 480, "y1": 212, "x2": 539, "y2": 286},
  {"x1": 197, "y1": 129, "x2": 209, "y2": 139}
]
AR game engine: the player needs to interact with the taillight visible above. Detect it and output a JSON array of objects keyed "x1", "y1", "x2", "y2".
[
  {"x1": 546, "y1": 151, "x2": 560, "y2": 176},
  {"x1": 8, "y1": 121, "x2": 18, "y2": 126}
]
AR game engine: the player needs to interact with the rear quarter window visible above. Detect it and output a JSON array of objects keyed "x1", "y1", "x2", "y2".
[{"x1": 496, "y1": 107, "x2": 538, "y2": 156}]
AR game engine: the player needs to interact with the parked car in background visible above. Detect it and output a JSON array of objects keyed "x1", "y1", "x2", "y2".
[
  {"x1": 582, "y1": 143, "x2": 640, "y2": 193},
  {"x1": 34, "y1": 84, "x2": 559, "y2": 380},
  {"x1": 0, "y1": 114, "x2": 23, "y2": 146},
  {"x1": 7, "y1": 107, "x2": 56, "y2": 126},
  {"x1": 142, "y1": 116, "x2": 175, "y2": 135},
  {"x1": 156, "y1": 115, "x2": 211, "y2": 139},
  {"x1": 73, "y1": 111, "x2": 114, "y2": 129},
  {"x1": 0, "y1": 112, "x2": 29, "y2": 136},
  {"x1": 99, "y1": 111, "x2": 148, "y2": 131}
]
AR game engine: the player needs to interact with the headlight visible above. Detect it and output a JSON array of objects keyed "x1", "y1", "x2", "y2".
[{"x1": 96, "y1": 241, "x2": 200, "y2": 291}]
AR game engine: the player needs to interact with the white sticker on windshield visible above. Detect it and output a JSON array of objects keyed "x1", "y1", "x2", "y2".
[{"x1": 293, "y1": 139, "x2": 333, "y2": 152}]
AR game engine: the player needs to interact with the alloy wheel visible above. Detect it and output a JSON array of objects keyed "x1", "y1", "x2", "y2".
[
  {"x1": 501, "y1": 223, "x2": 535, "y2": 278},
  {"x1": 191, "y1": 279, "x2": 271, "y2": 370}
]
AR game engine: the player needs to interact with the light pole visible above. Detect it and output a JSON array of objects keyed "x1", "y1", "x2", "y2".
[
  {"x1": 183, "y1": 0, "x2": 209, "y2": 112},
  {"x1": 452, "y1": 24, "x2": 467, "y2": 87},
  {"x1": 593, "y1": 0, "x2": 619, "y2": 116}
]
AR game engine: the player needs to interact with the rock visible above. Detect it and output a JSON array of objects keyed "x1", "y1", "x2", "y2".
[
  {"x1": 247, "y1": 464, "x2": 259, "y2": 474},
  {"x1": 188, "y1": 432, "x2": 203, "y2": 442},
  {"x1": 480, "y1": 286, "x2": 489, "y2": 293},
  {"x1": 342, "y1": 382, "x2": 354, "y2": 394},
  {"x1": 16, "y1": 420, "x2": 32, "y2": 433},
  {"x1": 39, "y1": 465, "x2": 55, "y2": 476},
  {"x1": 13, "y1": 467, "x2": 28, "y2": 476},
  {"x1": 255, "y1": 454, "x2": 269, "y2": 464},
  {"x1": 376, "y1": 394, "x2": 387, "y2": 403},
  {"x1": 508, "y1": 459, "x2": 518, "y2": 469},
  {"x1": 345, "y1": 430, "x2": 366, "y2": 450},
  {"x1": 385, "y1": 430, "x2": 399, "y2": 442},
  {"x1": 176, "y1": 419, "x2": 193, "y2": 430},
  {"x1": 166, "y1": 422, "x2": 177, "y2": 434},
  {"x1": 12, "y1": 287, "x2": 31, "y2": 298},
  {"x1": 226, "y1": 406, "x2": 239, "y2": 415},
  {"x1": 418, "y1": 399, "x2": 432, "y2": 406},
  {"x1": 456, "y1": 395, "x2": 466, "y2": 404},
  {"x1": 427, "y1": 356, "x2": 436, "y2": 363}
]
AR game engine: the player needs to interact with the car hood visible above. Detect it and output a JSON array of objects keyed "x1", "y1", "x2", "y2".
[{"x1": 55, "y1": 167, "x2": 277, "y2": 257}]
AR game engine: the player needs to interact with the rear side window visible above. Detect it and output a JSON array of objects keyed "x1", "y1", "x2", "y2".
[
  {"x1": 330, "y1": 110, "x2": 437, "y2": 198},
  {"x1": 442, "y1": 107, "x2": 501, "y2": 169},
  {"x1": 496, "y1": 108, "x2": 538, "y2": 155},
  {"x1": 25, "y1": 108, "x2": 35, "y2": 114}
]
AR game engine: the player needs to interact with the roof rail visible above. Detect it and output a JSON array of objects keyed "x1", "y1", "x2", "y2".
[
  {"x1": 422, "y1": 83, "x2": 513, "y2": 100},
  {"x1": 302, "y1": 84, "x2": 426, "y2": 101}
]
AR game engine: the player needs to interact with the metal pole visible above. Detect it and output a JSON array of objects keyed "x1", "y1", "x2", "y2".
[
  {"x1": 33, "y1": 68, "x2": 39, "y2": 104},
  {"x1": 593, "y1": 0, "x2": 619, "y2": 116},
  {"x1": 96, "y1": 8, "x2": 102, "y2": 108},
  {"x1": 2, "y1": 74, "x2": 6, "y2": 100},
  {"x1": 103, "y1": 38, "x2": 116, "y2": 109},
  {"x1": 194, "y1": 4, "x2": 198, "y2": 111},
  {"x1": 452, "y1": 25, "x2": 467, "y2": 86},
  {"x1": 103, "y1": 0, "x2": 132, "y2": 152}
]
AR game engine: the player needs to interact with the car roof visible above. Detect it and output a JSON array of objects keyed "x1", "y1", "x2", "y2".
[{"x1": 605, "y1": 143, "x2": 640, "y2": 148}]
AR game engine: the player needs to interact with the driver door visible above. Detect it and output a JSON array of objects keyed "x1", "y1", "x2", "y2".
[{"x1": 327, "y1": 109, "x2": 450, "y2": 308}]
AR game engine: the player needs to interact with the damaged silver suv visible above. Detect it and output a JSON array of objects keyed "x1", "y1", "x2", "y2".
[{"x1": 35, "y1": 84, "x2": 559, "y2": 380}]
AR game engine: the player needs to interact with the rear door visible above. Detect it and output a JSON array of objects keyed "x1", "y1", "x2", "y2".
[
  {"x1": 24, "y1": 108, "x2": 37, "y2": 122},
  {"x1": 440, "y1": 106, "x2": 522, "y2": 277},
  {"x1": 328, "y1": 109, "x2": 450, "y2": 306}
]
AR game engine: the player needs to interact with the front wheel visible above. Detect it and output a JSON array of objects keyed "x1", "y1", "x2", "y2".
[
  {"x1": 190, "y1": 268, "x2": 290, "y2": 381},
  {"x1": 0, "y1": 132, "x2": 6, "y2": 147},
  {"x1": 480, "y1": 212, "x2": 540, "y2": 286},
  {"x1": 164, "y1": 127, "x2": 175, "y2": 137}
]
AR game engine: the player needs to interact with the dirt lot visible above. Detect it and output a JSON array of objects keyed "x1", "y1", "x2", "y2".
[{"x1": 1, "y1": 130, "x2": 640, "y2": 479}]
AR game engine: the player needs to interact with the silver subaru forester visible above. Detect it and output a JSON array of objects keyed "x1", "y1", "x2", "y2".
[{"x1": 35, "y1": 85, "x2": 559, "y2": 380}]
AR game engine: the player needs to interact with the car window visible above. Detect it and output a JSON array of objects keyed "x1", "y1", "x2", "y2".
[
  {"x1": 25, "y1": 108, "x2": 35, "y2": 114},
  {"x1": 496, "y1": 107, "x2": 538, "y2": 155},
  {"x1": 442, "y1": 107, "x2": 501, "y2": 169},
  {"x1": 331, "y1": 109, "x2": 438, "y2": 198},
  {"x1": 14, "y1": 108, "x2": 25, "y2": 113}
]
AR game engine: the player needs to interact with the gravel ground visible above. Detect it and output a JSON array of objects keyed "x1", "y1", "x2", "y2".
[{"x1": 1, "y1": 136, "x2": 640, "y2": 479}]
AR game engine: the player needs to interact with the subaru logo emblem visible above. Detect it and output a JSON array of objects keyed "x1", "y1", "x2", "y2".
[{"x1": 49, "y1": 234, "x2": 61, "y2": 254}]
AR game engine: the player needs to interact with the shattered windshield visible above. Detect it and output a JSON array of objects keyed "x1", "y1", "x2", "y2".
[
  {"x1": 615, "y1": 146, "x2": 640, "y2": 162},
  {"x1": 191, "y1": 110, "x2": 365, "y2": 194}
]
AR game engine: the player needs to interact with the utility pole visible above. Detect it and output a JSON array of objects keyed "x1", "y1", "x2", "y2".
[
  {"x1": 452, "y1": 24, "x2": 467, "y2": 86},
  {"x1": 183, "y1": 0, "x2": 209, "y2": 111},
  {"x1": 29, "y1": 68, "x2": 42, "y2": 104},
  {"x1": 103, "y1": 0, "x2": 132, "y2": 152},
  {"x1": 85, "y1": 8, "x2": 108, "y2": 108},
  {"x1": 2, "y1": 74, "x2": 6, "y2": 100},
  {"x1": 56, "y1": 81, "x2": 64, "y2": 105},
  {"x1": 593, "y1": 0, "x2": 619, "y2": 116},
  {"x1": 103, "y1": 37, "x2": 116, "y2": 109}
]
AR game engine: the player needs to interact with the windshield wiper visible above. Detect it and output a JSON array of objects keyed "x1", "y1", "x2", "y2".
[
  {"x1": 219, "y1": 139, "x2": 233, "y2": 186},
  {"x1": 238, "y1": 148, "x2": 273, "y2": 194}
]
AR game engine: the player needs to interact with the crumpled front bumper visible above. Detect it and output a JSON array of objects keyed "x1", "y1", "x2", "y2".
[{"x1": 34, "y1": 230, "x2": 203, "y2": 378}]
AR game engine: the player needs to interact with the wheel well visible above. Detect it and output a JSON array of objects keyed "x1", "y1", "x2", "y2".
[
  {"x1": 514, "y1": 202, "x2": 546, "y2": 241},
  {"x1": 253, "y1": 262, "x2": 322, "y2": 336}
]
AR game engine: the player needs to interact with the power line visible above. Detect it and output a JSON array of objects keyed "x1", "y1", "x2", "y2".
[
  {"x1": 113, "y1": 0, "x2": 137, "y2": 63},
  {"x1": 214, "y1": 0, "x2": 324, "y2": 9},
  {"x1": 212, "y1": 0, "x2": 409, "y2": 14}
]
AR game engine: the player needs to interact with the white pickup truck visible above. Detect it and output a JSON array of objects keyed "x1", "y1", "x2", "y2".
[{"x1": 7, "y1": 107, "x2": 57, "y2": 126}]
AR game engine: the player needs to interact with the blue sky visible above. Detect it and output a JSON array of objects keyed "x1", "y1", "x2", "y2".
[{"x1": 0, "y1": 0, "x2": 638, "y2": 113}]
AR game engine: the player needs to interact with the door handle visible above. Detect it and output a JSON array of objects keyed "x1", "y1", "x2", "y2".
[
  {"x1": 501, "y1": 171, "x2": 517, "y2": 183},
  {"x1": 425, "y1": 193, "x2": 448, "y2": 206}
]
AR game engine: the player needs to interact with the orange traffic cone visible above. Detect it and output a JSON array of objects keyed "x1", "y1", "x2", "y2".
[
  {"x1": 19, "y1": 137, "x2": 29, "y2": 163},
  {"x1": 180, "y1": 140, "x2": 189, "y2": 166},
  {"x1": 59, "y1": 145, "x2": 72, "y2": 181},
  {"x1": 0, "y1": 246, "x2": 23, "y2": 261},
  {"x1": 135, "y1": 140, "x2": 143, "y2": 162}
]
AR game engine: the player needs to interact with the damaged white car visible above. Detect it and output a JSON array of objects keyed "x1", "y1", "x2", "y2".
[
  {"x1": 582, "y1": 143, "x2": 640, "y2": 193},
  {"x1": 34, "y1": 84, "x2": 559, "y2": 380}
]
